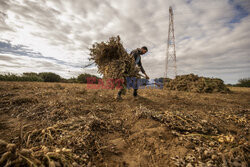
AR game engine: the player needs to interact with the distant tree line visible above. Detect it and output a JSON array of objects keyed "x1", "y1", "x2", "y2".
[
  {"x1": 0, "y1": 72, "x2": 100, "y2": 83},
  {"x1": 1, "y1": 73, "x2": 249, "y2": 87}
]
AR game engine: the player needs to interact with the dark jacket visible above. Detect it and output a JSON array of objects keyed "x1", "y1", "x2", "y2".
[{"x1": 130, "y1": 48, "x2": 145, "y2": 74}]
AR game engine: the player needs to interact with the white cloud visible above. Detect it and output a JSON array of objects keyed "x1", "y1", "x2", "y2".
[{"x1": 0, "y1": 0, "x2": 249, "y2": 83}]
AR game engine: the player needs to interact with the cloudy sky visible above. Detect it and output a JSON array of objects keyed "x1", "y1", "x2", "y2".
[{"x1": 0, "y1": 0, "x2": 250, "y2": 84}]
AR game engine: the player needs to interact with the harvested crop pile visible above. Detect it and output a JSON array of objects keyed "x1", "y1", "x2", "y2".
[
  {"x1": 0, "y1": 138, "x2": 79, "y2": 166},
  {"x1": 0, "y1": 115, "x2": 116, "y2": 167},
  {"x1": 165, "y1": 73, "x2": 230, "y2": 93},
  {"x1": 89, "y1": 36, "x2": 139, "y2": 79}
]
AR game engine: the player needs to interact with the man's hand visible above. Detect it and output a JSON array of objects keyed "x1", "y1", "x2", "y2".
[{"x1": 145, "y1": 74, "x2": 149, "y2": 79}]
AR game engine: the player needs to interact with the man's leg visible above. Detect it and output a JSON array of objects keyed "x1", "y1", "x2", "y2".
[
  {"x1": 116, "y1": 77, "x2": 126, "y2": 99},
  {"x1": 116, "y1": 88, "x2": 122, "y2": 100},
  {"x1": 133, "y1": 77, "x2": 138, "y2": 97}
]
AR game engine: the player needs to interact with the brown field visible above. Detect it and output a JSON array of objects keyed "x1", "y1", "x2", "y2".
[{"x1": 0, "y1": 81, "x2": 249, "y2": 166}]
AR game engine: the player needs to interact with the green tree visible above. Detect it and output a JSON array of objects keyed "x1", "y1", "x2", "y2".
[
  {"x1": 22, "y1": 72, "x2": 43, "y2": 81},
  {"x1": 237, "y1": 78, "x2": 250, "y2": 87},
  {"x1": 0, "y1": 73, "x2": 43, "y2": 82},
  {"x1": 67, "y1": 77, "x2": 78, "y2": 83},
  {"x1": 39, "y1": 72, "x2": 61, "y2": 82},
  {"x1": 77, "y1": 73, "x2": 99, "y2": 83}
]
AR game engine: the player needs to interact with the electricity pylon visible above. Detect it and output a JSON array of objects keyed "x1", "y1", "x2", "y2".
[{"x1": 165, "y1": 6, "x2": 177, "y2": 79}]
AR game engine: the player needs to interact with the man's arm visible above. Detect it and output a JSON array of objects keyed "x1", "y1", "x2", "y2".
[
  {"x1": 137, "y1": 60, "x2": 145, "y2": 74},
  {"x1": 138, "y1": 59, "x2": 149, "y2": 79},
  {"x1": 130, "y1": 49, "x2": 149, "y2": 79}
]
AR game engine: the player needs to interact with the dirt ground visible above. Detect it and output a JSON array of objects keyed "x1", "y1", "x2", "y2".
[{"x1": 0, "y1": 82, "x2": 249, "y2": 167}]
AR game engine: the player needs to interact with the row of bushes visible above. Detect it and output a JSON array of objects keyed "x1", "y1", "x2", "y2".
[
  {"x1": 0, "y1": 72, "x2": 100, "y2": 83},
  {"x1": 1, "y1": 72, "x2": 249, "y2": 87}
]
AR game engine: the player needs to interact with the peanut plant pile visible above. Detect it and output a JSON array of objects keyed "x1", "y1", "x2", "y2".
[{"x1": 165, "y1": 74, "x2": 230, "y2": 93}]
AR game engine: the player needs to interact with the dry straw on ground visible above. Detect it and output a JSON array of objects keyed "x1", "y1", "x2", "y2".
[
  {"x1": 165, "y1": 74, "x2": 230, "y2": 93},
  {"x1": 0, "y1": 82, "x2": 249, "y2": 166}
]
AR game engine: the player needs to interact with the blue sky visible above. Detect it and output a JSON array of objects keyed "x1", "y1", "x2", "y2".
[{"x1": 0, "y1": 0, "x2": 250, "y2": 84}]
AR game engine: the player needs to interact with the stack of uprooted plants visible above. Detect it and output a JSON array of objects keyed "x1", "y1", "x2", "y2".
[
  {"x1": 0, "y1": 114, "x2": 120, "y2": 166},
  {"x1": 89, "y1": 36, "x2": 140, "y2": 80},
  {"x1": 164, "y1": 74, "x2": 230, "y2": 93}
]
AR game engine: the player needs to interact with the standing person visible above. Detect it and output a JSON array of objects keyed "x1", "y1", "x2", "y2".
[{"x1": 116, "y1": 46, "x2": 149, "y2": 100}]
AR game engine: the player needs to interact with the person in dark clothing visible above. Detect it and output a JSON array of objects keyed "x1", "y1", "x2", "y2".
[{"x1": 116, "y1": 46, "x2": 149, "y2": 100}]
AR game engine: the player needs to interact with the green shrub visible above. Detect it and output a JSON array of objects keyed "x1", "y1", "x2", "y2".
[
  {"x1": 22, "y1": 73, "x2": 43, "y2": 81},
  {"x1": 38, "y1": 72, "x2": 61, "y2": 82},
  {"x1": 77, "y1": 73, "x2": 100, "y2": 83},
  {"x1": 0, "y1": 73, "x2": 42, "y2": 82},
  {"x1": 67, "y1": 77, "x2": 78, "y2": 83},
  {"x1": 236, "y1": 78, "x2": 250, "y2": 87}
]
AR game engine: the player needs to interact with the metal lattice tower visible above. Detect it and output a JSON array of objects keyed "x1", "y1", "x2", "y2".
[{"x1": 165, "y1": 6, "x2": 177, "y2": 79}]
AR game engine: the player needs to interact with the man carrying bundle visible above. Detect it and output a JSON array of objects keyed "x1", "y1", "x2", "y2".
[{"x1": 116, "y1": 46, "x2": 150, "y2": 100}]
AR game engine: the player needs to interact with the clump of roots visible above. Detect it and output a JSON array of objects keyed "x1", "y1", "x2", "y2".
[
  {"x1": 0, "y1": 137, "x2": 80, "y2": 167},
  {"x1": 0, "y1": 115, "x2": 114, "y2": 166}
]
